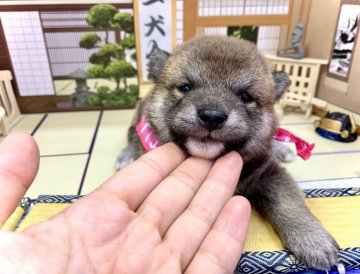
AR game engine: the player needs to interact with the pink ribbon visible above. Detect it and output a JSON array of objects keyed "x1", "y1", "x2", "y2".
[{"x1": 273, "y1": 127, "x2": 315, "y2": 160}]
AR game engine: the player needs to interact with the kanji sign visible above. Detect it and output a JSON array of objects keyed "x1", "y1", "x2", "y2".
[{"x1": 136, "y1": 0, "x2": 173, "y2": 82}]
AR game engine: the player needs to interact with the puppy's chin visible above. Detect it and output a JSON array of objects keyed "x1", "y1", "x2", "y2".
[{"x1": 185, "y1": 138, "x2": 225, "y2": 160}]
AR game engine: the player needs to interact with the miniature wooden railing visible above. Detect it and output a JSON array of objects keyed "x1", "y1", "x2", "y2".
[
  {"x1": 265, "y1": 55, "x2": 328, "y2": 119},
  {"x1": 0, "y1": 70, "x2": 22, "y2": 135}
]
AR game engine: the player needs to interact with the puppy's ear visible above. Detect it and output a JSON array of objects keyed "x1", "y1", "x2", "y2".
[
  {"x1": 272, "y1": 71, "x2": 290, "y2": 101},
  {"x1": 147, "y1": 48, "x2": 170, "y2": 83}
]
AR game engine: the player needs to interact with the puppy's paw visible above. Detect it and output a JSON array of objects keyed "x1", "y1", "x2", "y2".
[
  {"x1": 272, "y1": 140, "x2": 296, "y2": 162},
  {"x1": 115, "y1": 148, "x2": 136, "y2": 170},
  {"x1": 288, "y1": 230, "x2": 339, "y2": 270}
]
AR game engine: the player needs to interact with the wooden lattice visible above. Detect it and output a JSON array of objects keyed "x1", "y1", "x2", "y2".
[{"x1": 265, "y1": 55, "x2": 328, "y2": 119}]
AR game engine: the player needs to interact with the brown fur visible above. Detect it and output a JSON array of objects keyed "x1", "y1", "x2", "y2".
[{"x1": 116, "y1": 36, "x2": 339, "y2": 270}]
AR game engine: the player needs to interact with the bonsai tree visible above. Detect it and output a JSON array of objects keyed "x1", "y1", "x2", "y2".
[
  {"x1": 105, "y1": 60, "x2": 136, "y2": 91},
  {"x1": 85, "y1": 4, "x2": 118, "y2": 44},
  {"x1": 79, "y1": 4, "x2": 138, "y2": 106}
]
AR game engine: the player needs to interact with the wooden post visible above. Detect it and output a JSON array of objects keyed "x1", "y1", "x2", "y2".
[{"x1": 183, "y1": 0, "x2": 198, "y2": 41}]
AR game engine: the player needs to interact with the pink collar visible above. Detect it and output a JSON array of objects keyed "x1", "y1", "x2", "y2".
[
  {"x1": 136, "y1": 115, "x2": 162, "y2": 151},
  {"x1": 136, "y1": 115, "x2": 314, "y2": 160}
]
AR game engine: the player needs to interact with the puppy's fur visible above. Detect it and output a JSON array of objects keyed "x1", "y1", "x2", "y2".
[{"x1": 116, "y1": 36, "x2": 339, "y2": 270}]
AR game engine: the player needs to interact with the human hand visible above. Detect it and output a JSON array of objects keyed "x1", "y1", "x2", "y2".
[{"x1": 0, "y1": 132, "x2": 250, "y2": 274}]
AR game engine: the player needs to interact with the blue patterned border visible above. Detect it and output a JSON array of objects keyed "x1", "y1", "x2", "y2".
[
  {"x1": 32, "y1": 189, "x2": 360, "y2": 204},
  {"x1": 236, "y1": 248, "x2": 360, "y2": 274},
  {"x1": 303, "y1": 188, "x2": 360, "y2": 198},
  {"x1": 32, "y1": 189, "x2": 360, "y2": 203},
  {"x1": 35, "y1": 195, "x2": 82, "y2": 203}
]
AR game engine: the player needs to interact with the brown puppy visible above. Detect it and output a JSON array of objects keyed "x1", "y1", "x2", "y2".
[{"x1": 116, "y1": 36, "x2": 339, "y2": 270}]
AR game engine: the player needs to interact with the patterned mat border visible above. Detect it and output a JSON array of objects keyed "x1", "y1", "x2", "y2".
[
  {"x1": 303, "y1": 187, "x2": 360, "y2": 198},
  {"x1": 32, "y1": 188, "x2": 360, "y2": 204},
  {"x1": 30, "y1": 192, "x2": 360, "y2": 274},
  {"x1": 35, "y1": 195, "x2": 82, "y2": 203},
  {"x1": 236, "y1": 248, "x2": 360, "y2": 274}
]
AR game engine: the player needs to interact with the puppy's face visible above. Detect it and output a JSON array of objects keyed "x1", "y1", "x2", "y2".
[{"x1": 147, "y1": 36, "x2": 289, "y2": 160}]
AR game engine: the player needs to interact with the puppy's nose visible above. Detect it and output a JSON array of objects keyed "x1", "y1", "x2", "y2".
[{"x1": 198, "y1": 108, "x2": 227, "y2": 131}]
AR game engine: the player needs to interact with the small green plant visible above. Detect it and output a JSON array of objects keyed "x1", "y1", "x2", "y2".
[
  {"x1": 105, "y1": 60, "x2": 136, "y2": 90},
  {"x1": 79, "y1": 33, "x2": 102, "y2": 49},
  {"x1": 228, "y1": 26, "x2": 258, "y2": 43},
  {"x1": 86, "y1": 84, "x2": 139, "y2": 106},
  {"x1": 80, "y1": 4, "x2": 138, "y2": 107}
]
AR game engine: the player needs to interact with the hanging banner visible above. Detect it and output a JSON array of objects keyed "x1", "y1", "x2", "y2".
[{"x1": 135, "y1": 0, "x2": 173, "y2": 83}]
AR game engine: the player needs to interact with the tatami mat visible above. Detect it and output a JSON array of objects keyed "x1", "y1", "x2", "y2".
[
  {"x1": 244, "y1": 195, "x2": 360, "y2": 251},
  {"x1": 25, "y1": 154, "x2": 88, "y2": 198},
  {"x1": 0, "y1": 109, "x2": 359, "y2": 199},
  {"x1": 283, "y1": 153, "x2": 360, "y2": 182},
  {"x1": 0, "y1": 114, "x2": 45, "y2": 142},
  {"x1": 80, "y1": 109, "x2": 134, "y2": 195},
  {"x1": 279, "y1": 112, "x2": 318, "y2": 124},
  {"x1": 33, "y1": 111, "x2": 100, "y2": 156},
  {"x1": 279, "y1": 114, "x2": 360, "y2": 188},
  {"x1": 12, "y1": 114, "x2": 46, "y2": 134}
]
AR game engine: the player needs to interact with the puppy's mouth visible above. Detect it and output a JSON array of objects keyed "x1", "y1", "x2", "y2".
[
  {"x1": 169, "y1": 109, "x2": 248, "y2": 159},
  {"x1": 185, "y1": 137, "x2": 225, "y2": 160},
  {"x1": 170, "y1": 128, "x2": 247, "y2": 160}
]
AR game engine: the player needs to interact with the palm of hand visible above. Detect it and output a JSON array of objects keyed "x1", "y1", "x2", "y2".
[
  {"x1": 18, "y1": 192, "x2": 183, "y2": 274},
  {"x1": 0, "y1": 135, "x2": 250, "y2": 274}
]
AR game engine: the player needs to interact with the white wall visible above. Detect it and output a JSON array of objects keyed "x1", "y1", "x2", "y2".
[{"x1": 0, "y1": 11, "x2": 54, "y2": 96}]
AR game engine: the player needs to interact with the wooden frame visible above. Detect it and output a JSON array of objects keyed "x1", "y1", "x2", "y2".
[
  {"x1": 196, "y1": 15, "x2": 292, "y2": 28},
  {"x1": 183, "y1": 0, "x2": 197, "y2": 40},
  {"x1": 327, "y1": 0, "x2": 360, "y2": 82},
  {"x1": 133, "y1": 0, "x2": 143, "y2": 83},
  {"x1": 0, "y1": 3, "x2": 135, "y2": 113},
  {"x1": 297, "y1": 0, "x2": 312, "y2": 44},
  {"x1": 183, "y1": 0, "x2": 295, "y2": 43}
]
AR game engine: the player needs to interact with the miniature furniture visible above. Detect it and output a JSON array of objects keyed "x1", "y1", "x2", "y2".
[
  {"x1": 0, "y1": 70, "x2": 22, "y2": 135},
  {"x1": 265, "y1": 55, "x2": 328, "y2": 119},
  {"x1": 0, "y1": 107, "x2": 7, "y2": 135}
]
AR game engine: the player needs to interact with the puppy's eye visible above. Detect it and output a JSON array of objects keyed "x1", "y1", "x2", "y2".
[
  {"x1": 239, "y1": 91, "x2": 254, "y2": 103},
  {"x1": 177, "y1": 84, "x2": 192, "y2": 94}
]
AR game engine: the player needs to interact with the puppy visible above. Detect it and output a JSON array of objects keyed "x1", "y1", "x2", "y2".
[{"x1": 116, "y1": 36, "x2": 339, "y2": 270}]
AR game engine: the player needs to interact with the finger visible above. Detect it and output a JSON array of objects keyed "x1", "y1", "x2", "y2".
[
  {"x1": 96, "y1": 143, "x2": 186, "y2": 211},
  {"x1": 136, "y1": 156, "x2": 213, "y2": 236},
  {"x1": 186, "y1": 196, "x2": 251, "y2": 274},
  {"x1": 163, "y1": 151, "x2": 243, "y2": 271},
  {"x1": 0, "y1": 132, "x2": 40, "y2": 226}
]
